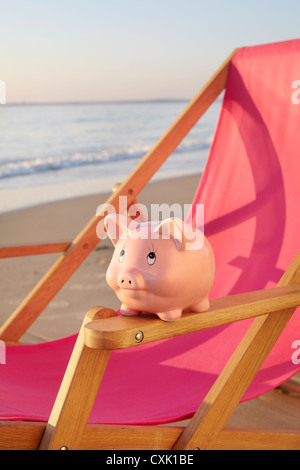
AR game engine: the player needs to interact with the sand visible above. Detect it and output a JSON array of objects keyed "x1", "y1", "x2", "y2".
[{"x1": 0, "y1": 173, "x2": 299, "y2": 433}]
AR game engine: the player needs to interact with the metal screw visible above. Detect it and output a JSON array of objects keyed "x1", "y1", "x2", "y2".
[
  {"x1": 135, "y1": 331, "x2": 144, "y2": 343},
  {"x1": 60, "y1": 446, "x2": 68, "y2": 450},
  {"x1": 194, "y1": 447, "x2": 200, "y2": 450}
]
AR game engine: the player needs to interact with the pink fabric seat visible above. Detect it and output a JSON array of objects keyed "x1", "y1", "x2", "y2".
[{"x1": 1, "y1": 39, "x2": 300, "y2": 425}]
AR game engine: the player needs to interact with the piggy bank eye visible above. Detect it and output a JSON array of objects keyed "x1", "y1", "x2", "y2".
[
  {"x1": 147, "y1": 251, "x2": 156, "y2": 266},
  {"x1": 119, "y1": 249, "x2": 125, "y2": 262}
]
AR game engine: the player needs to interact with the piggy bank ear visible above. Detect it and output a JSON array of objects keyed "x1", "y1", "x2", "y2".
[
  {"x1": 104, "y1": 214, "x2": 138, "y2": 246},
  {"x1": 154, "y1": 218, "x2": 184, "y2": 250},
  {"x1": 154, "y1": 218, "x2": 202, "y2": 251}
]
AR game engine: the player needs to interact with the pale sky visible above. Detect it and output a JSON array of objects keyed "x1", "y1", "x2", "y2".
[{"x1": 1, "y1": 0, "x2": 300, "y2": 103}]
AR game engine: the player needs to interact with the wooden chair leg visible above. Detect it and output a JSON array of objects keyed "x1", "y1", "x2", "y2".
[{"x1": 39, "y1": 308, "x2": 115, "y2": 450}]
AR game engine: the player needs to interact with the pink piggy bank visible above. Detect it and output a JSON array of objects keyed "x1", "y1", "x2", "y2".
[{"x1": 104, "y1": 214, "x2": 215, "y2": 321}]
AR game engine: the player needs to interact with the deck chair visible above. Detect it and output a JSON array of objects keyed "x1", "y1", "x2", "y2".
[{"x1": 1, "y1": 38, "x2": 300, "y2": 450}]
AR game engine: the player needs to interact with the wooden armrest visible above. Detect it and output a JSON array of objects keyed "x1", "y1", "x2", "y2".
[{"x1": 84, "y1": 283, "x2": 300, "y2": 350}]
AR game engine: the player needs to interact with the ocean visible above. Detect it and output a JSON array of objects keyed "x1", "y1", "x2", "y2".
[{"x1": 0, "y1": 99, "x2": 221, "y2": 213}]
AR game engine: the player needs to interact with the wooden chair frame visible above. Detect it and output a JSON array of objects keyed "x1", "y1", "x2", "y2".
[{"x1": 1, "y1": 49, "x2": 300, "y2": 450}]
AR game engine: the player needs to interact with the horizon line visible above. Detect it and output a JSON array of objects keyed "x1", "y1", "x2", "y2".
[{"x1": 3, "y1": 98, "x2": 193, "y2": 106}]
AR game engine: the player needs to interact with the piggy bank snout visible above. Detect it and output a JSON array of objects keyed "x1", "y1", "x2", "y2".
[{"x1": 117, "y1": 269, "x2": 145, "y2": 290}]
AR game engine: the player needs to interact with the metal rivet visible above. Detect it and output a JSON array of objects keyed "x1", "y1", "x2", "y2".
[
  {"x1": 83, "y1": 243, "x2": 89, "y2": 249},
  {"x1": 194, "y1": 447, "x2": 200, "y2": 450},
  {"x1": 135, "y1": 331, "x2": 144, "y2": 343},
  {"x1": 60, "y1": 446, "x2": 68, "y2": 450},
  {"x1": 128, "y1": 188, "x2": 133, "y2": 195}
]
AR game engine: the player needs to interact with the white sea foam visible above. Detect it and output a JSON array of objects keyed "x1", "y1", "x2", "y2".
[
  {"x1": 0, "y1": 100, "x2": 221, "y2": 212},
  {"x1": 0, "y1": 138, "x2": 211, "y2": 180}
]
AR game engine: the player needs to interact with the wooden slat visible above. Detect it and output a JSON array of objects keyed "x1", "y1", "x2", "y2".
[
  {"x1": 79, "y1": 426, "x2": 300, "y2": 450},
  {"x1": 1, "y1": 421, "x2": 299, "y2": 450},
  {"x1": 0, "y1": 421, "x2": 183, "y2": 451},
  {"x1": 0, "y1": 242, "x2": 71, "y2": 258},
  {"x1": 0, "y1": 421, "x2": 45, "y2": 450},
  {"x1": 79, "y1": 424, "x2": 184, "y2": 450},
  {"x1": 212, "y1": 429, "x2": 300, "y2": 450},
  {"x1": 173, "y1": 250, "x2": 300, "y2": 450},
  {"x1": 0, "y1": 49, "x2": 236, "y2": 343},
  {"x1": 84, "y1": 283, "x2": 300, "y2": 350},
  {"x1": 80, "y1": 426, "x2": 300, "y2": 450},
  {"x1": 2, "y1": 340, "x2": 24, "y2": 346}
]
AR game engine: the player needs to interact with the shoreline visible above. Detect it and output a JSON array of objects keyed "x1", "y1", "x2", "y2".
[{"x1": 0, "y1": 167, "x2": 202, "y2": 215}]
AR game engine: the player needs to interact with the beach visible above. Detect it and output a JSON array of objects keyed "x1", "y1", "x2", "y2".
[{"x1": 0, "y1": 172, "x2": 299, "y2": 433}]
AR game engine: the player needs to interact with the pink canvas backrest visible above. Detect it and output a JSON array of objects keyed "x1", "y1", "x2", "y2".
[
  {"x1": 185, "y1": 38, "x2": 300, "y2": 401},
  {"x1": 188, "y1": 39, "x2": 300, "y2": 298}
]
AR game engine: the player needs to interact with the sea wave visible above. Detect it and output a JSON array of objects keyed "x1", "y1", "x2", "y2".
[{"x1": 0, "y1": 138, "x2": 211, "y2": 180}]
